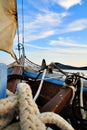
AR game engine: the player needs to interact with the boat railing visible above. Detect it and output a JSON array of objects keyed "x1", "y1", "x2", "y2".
[{"x1": 25, "y1": 57, "x2": 41, "y2": 71}]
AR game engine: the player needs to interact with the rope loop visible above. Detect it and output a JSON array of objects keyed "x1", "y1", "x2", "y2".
[{"x1": 0, "y1": 83, "x2": 75, "y2": 130}]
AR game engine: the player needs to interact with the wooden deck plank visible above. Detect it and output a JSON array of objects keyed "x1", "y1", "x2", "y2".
[
  {"x1": 7, "y1": 66, "x2": 22, "y2": 92},
  {"x1": 40, "y1": 87, "x2": 72, "y2": 113}
]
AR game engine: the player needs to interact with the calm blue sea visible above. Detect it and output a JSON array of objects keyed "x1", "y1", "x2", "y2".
[{"x1": 65, "y1": 69, "x2": 87, "y2": 76}]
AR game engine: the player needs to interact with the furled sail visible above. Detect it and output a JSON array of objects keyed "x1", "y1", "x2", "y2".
[{"x1": 0, "y1": 0, "x2": 17, "y2": 60}]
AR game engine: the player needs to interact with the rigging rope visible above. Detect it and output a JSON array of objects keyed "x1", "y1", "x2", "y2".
[
  {"x1": 22, "y1": 0, "x2": 25, "y2": 58},
  {"x1": 34, "y1": 69, "x2": 47, "y2": 101},
  {"x1": 16, "y1": 0, "x2": 25, "y2": 60},
  {"x1": 16, "y1": 0, "x2": 21, "y2": 58}
]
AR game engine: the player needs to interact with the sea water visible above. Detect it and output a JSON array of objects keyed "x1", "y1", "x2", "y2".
[{"x1": 65, "y1": 69, "x2": 87, "y2": 76}]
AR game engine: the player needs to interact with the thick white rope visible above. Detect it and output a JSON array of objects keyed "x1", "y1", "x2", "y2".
[
  {"x1": 64, "y1": 84, "x2": 77, "y2": 104},
  {"x1": 34, "y1": 69, "x2": 47, "y2": 101},
  {"x1": 6, "y1": 89, "x2": 15, "y2": 96},
  {"x1": 0, "y1": 83, "x2": 75, "y2": 130},
  {"x1": 17, "y1": 83, "x2": 46, "y2": 130},
  {"x1": 0, "y1": 95, "x2": 18, "y2": 115},
  {"x1": 0, "y1": 94, "x2": 18, "y2": 129},
  {"x1": 39, "y1": 112, "x2": 75, "y2": 130},
  {"x1": 17, "y1": 83, "x2": 75, "y2": 130},
  {"x1": 3, "y1": 122, "x2": 20, "y2": 130},
  {"x1": 0, "y1": 111, "x2": 14, "y2": 129}
]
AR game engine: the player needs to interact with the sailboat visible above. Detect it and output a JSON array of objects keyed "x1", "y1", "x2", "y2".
[{"x1": 0, "y1": 0, "x2": 87, "y2": 130}]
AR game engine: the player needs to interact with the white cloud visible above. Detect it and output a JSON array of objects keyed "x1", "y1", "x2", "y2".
[
  {"x1": 25, "y1": 30, "x2": 55, "y2": 42},
  {"x1": 25, "y1": 12, "x2": 67, "y2": 31},
  {"x1": 49, "y1": 37, "x2": 87, "y2": 48},
  {"x1": 18, "y1": 1, "x2": 85, "y2": 43},
  {"x1": 67, "y1": 19, "x2": 87, "y2": 31},
  {"x1": 53, "y1": 18, "x2": 87, "y2": 35},
  {"x1": 25, "y1": 42, "x2": 87, "y2": 54},
  {"x1": 27, "y1": 0, "x2": 82, "y2": 10},
  {"x1": 23, "y1": 11, "x2": 69, "y2": 41},
  {"x1": 53, "y1": 0, "x2": 82, "y2": 9},
  {"x1": 27, "y1": 0, "x2": 50, "y2": 12},
  {"x1": 16, "y1": 11, "x2": 87, "y2": 43}
]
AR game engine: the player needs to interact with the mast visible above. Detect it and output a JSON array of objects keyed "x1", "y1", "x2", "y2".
[
  {"x1": 16, "y1": 0, "x2": 20, "y2": 60},
  {"x1": 16, "y1": 0, "x2": 25, "y2": 64},
  {"x1": 22, "y1": 0, "x2": 25, "y2": 59}
]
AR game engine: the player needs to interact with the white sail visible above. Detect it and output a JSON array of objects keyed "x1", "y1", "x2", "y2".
[{"x1": 0, "y1": 0, "x2": 17, "y2": 60}]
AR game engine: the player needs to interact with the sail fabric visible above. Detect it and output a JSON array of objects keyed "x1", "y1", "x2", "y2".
[{"x1": 0, "y1": 0, "x2": 17, "y2": 60}]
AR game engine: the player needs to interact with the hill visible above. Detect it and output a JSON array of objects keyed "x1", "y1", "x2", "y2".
[{"x1": 54, "y1": 62, "x2": 87, "y2": 70}]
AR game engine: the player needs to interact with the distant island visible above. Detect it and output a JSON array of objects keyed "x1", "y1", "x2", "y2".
[{"x1": 54, "y1": 62, "x2": 87, "y2": 70}]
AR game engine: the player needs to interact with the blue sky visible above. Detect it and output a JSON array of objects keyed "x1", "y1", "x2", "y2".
[{"x1": 0, "y1": 0, "x2": 87, "y2": 67}]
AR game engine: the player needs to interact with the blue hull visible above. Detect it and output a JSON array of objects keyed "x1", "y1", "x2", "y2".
[{"x1": 23, "y1": 70, "x2": 87, "y2": 92}]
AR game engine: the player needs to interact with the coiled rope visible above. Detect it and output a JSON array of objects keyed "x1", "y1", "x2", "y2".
[{"x1": 0, "y1": 83, "x2": 75, "y2": 130}]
